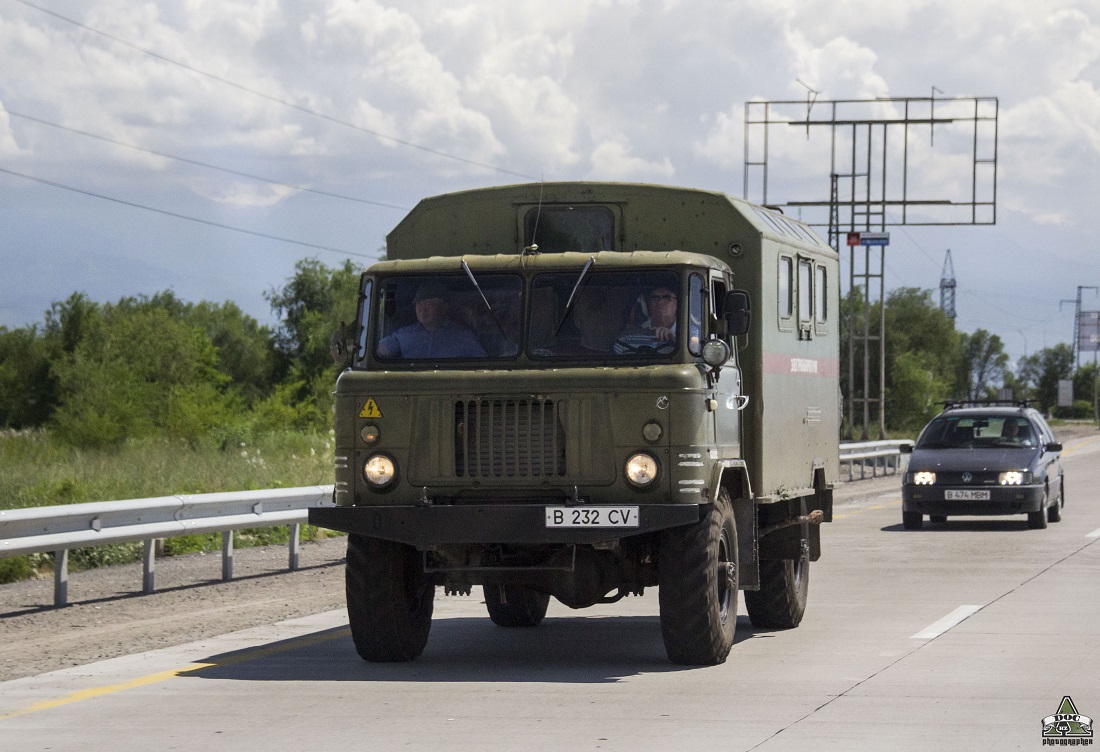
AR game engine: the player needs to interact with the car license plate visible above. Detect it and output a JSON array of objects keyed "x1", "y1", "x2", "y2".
[
  {"x1": 945, "y1": 489, "x2": 991, "y2": 501},
  {"x1": 545, "y1": 506, "x2": 639, "y2": 528}
]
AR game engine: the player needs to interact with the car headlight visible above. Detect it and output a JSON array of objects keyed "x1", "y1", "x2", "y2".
[
  {"x1": 907, "y1": 471, "x2": 936, "y2": 485},
  {"x1": 625, "y1": 452, "x2": 659, "y2": 488},
  {"x1": 999, "y1": 470, "x2": 1031, "y2": 485},
  {"x1": 363, "y1": 454, "x2": 397, "y2": 487}
]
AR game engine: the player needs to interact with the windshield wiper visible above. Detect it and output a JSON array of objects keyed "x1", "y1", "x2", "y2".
[
  {"x1": 553, "y1": 258, "x2": 594, "y2": 337},
  {"x1": 461, "y1": 260, "x2": 508, "y2": 340},
  {"x1": 461, "y1": 260, "x2": 494, "y2": 314}
]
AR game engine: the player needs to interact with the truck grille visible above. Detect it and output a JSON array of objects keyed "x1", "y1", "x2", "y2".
[{"x1": 455, "y1": 399, "x2": 566, "y2": 478}]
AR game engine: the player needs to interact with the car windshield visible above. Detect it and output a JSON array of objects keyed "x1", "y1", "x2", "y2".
[
  {"x1": 528, "y1": 270, "x2": 681, "y2": 359},
  {"x1": 916, "y1": 414, "x2": 1037, "y2": 449},
  {"x1": 373, "y1": 274, "x2": 523, "y2": 361}
]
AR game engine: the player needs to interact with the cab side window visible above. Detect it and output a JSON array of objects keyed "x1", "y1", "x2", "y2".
[
  {"x1": 798, "y1": 258, "x2": 813, "y2": 334},
  {"x1": 688, "y1": 273, "x2": 705, "y2": 356},
  {"x1": 814, "y1": 264, "x2": 827, "y2": 335},
  {"x1": 778, "y1": 255, "x2": 794, "y2": 331}
]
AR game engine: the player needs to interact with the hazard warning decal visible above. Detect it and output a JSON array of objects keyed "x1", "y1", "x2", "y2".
[{"x1": 359, "y1": 398, "x2": 383, "y2": 418}]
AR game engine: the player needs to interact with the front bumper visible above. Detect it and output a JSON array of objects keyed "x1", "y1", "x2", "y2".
[
  {"x1": 309, "y1": 503, "x2": 701, "y2": 547},
  {"x1": 902, "y1": 485, "x2": 1044, "y2": 515}
]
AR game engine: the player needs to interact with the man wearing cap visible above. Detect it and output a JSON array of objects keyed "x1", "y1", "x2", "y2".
[{"x1": 377, "y1": 283, "x2": 487, "y2": 359}]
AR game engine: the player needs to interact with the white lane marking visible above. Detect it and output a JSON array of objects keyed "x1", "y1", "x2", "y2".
[
  {"x1": 1087, "y1": 528, "x2": 1100, "y2": 539},
  {"x1": 911, "y1": 604, "x2": 984, "y2": 639}
]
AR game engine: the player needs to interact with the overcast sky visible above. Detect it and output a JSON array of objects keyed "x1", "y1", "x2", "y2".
[{"x1": 2, "y1": 0, "x2": 1099, "y2": 367}]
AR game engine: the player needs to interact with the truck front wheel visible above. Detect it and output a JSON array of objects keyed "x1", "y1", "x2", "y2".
[
  {"x1": 346, "y1": 533, "x2": 434, "y2": 662},
  {"x1": 658, "y1": 489, "x2": 738, "y2": 665},
  {"x1": 744, "y1": 552, "x2": 808, "y2": 629},
  {"x1": 483, "y1": 585, "x2": 550, "y2": 627}
]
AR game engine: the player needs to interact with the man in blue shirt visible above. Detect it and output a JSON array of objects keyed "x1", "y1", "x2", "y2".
[{"x1": 377, "y1": 283, "x2": 487, "y2": 359}]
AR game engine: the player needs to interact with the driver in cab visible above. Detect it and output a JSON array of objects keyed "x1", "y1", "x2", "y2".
[
  {"x1": 377, "y1": 283, "x2": 486, "y2": 359},
  {"x1": 612, "y1": 286, "x2": 678, "y2": 355}
]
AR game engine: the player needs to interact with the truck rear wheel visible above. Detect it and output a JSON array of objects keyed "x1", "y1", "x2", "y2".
[
  {"x1": 745, "y1": 552, "x2": 808, "y2": 629},
  {"x1": 346, "y1": 533, "x2": 434, "y2": 662},
  {"x1": 658, "y1": 489, "x2": 738, "y2": 665},
  {"x1": 483, "y1": 585, "x2": 550, "y2": 627}
]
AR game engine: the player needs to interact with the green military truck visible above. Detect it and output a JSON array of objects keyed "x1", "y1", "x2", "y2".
[{"x1": 311, "y1": 181, "x2": 839, "y2": 665}]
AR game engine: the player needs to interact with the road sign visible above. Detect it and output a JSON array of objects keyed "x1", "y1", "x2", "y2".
[
  {"x1": 846, "y1": 231, "x2": 890, "y2": 246},
  {"x1": 1079, "y1": 311, "x2": 1100, "y2": 353}
]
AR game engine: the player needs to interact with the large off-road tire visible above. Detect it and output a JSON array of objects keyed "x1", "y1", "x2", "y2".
[
  {"x1": 658, "y1": 489, "x2": 738, "y2": 665},
  {"x1": 346, "y1": 533, "x2": 434, "y2": 662},
  {"x1": 483, "y1": 585, "x2": 550, "y2": 627},
  {"x1": 744, "y1": 551, "x2": 808, "y2": 629},
  {"x1": 902, "y1": 511, "x2": 923, "y2": 530}
]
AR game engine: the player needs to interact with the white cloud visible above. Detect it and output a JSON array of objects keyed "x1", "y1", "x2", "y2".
[{"x1": 587, "y1": 138, "x2": 674, "y2": 181}]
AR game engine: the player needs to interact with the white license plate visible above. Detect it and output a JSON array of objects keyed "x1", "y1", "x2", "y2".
[
  {"x1": 945, "y1": 489, "x2": 991, "y2": 501},
  {"x1": 545, "y1": 506, "x2": 639, "y2": 528}
]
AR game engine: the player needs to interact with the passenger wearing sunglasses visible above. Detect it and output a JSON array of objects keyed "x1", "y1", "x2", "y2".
[{"x1": 612, "y1": 286, "x2": 678, "y2": 355}]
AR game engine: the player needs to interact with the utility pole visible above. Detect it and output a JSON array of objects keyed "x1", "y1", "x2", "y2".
[
  {"x1": 1062, "y1": 286, "x2": 1100, "y2": 368},
  {"x1": 939, "y1": 249, "x2": 957, "y2": 319}
]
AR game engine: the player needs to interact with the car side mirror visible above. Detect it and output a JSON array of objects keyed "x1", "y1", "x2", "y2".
[
  {"x1": 899, "y1": 443, "x2": 913, "y2": 454},
  {"x1": 1045, "y1": 442, "x2": 1062, "y2": 453},
  {"x1": 723, "y1": 290, "x2": 751, "y2": 337}
]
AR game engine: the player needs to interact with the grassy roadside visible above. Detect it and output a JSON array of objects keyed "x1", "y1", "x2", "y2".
[{"x1": 0, "y1": 430, "x2": 340, "y2": 584}]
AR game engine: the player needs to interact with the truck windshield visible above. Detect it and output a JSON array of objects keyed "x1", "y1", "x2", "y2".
[
  {"x1": 529, "y1": 270, "x2": 680, "y2": 358},
  {"x1": 374, "y1": 274, "x2": 523, "y2": 360}
]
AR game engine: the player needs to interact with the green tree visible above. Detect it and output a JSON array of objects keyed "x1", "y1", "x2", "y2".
[
  {"x1": 882, "y1": 288, "x2": 960, "y2": 430},
  {"x1": 957, "y1": 329, "x2": 1009, "y2": 400},
  {"x1": 266, "y1": 258, "x2": 363, "y2": 426},
  {"x1": 49, "y1": 306, "x2": 233, "y2": 447},
  {"x1": 185, "y1": 300, "x2": 276, "y2": 406},
  {"x1": 1029, "y1": 343, "x2": 1075, "y2": 413},
  {"x1": 0, "y1": 325, "x2": 56, "y2": 428}
]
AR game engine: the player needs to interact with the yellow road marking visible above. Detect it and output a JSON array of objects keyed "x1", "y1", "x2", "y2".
[{"x1": 0, "y1": 626, "x2": 350, "y2": 722}]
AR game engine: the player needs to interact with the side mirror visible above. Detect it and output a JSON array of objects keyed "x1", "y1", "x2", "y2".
[
  {"x1": 723, "y1": 290, "x2": 751, "y2": 337},
  {"x1": 330, "y1": 321, "x2": 356, "y2": 368},
  {"x1": 1045, "y1": 442, "x2": 1062, "y2": 453},
  {"x1": 899, "y1": 443, "x2": 913, "y2": 454}
]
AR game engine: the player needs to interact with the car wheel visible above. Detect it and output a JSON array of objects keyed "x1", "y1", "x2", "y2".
[
  {"x1": 1048, "y1": 479, "x2": 1063, "y2": 523},
  {"x1": 1028, "y1": 488, "x2": 1049, "y2": 530},
  {"x1": 929, "y1": 515, "x2": 947, "y2": 524},
  {"x1": 902, "y1": 511, "x2": 923, "y2": 530}
]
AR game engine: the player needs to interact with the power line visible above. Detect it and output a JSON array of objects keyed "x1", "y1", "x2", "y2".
[
  {"x1": 0, "y1": 166, "x2": 379, "y2": 260},
  {"x1": 4, "y1": 108, "x2": 408, "y2": 211},
  {"x1": 14, "y1": 0, "x2": 539, "y2": 181}
]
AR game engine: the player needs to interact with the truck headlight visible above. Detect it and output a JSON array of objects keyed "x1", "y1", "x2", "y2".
[
  {"x1": 625, "y1": 452, "x2": 659, "y2": 488},
  {"x1": 364, "y1": 454, "x2": 397, "y2": 487},
  {"x1": 907, "y1": 471, "x2": 936, "y2": 485},
  {"x1": 999, "y1": 471, "x2": 1031, "y2": 485}
]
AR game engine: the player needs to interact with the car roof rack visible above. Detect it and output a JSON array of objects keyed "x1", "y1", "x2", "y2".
[{"x1": 941, "y1": 399, "x2": 1032, "y2": 411}]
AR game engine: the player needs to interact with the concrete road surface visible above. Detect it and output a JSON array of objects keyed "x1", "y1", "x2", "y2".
[{"x1": 2, "y1": 433, "x2": 1098, "y2": 751}]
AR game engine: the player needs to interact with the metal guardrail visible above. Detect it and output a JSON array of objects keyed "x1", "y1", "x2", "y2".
[
  {"x1": 839, "y1": 440, "x2": 913, "y2": 481},
  {"x1": 1, "y1": 444, "x2": 910, "y2": 610},
  {"x1": 0, "y1": 485, "x2": 334, "y2": 608}
]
